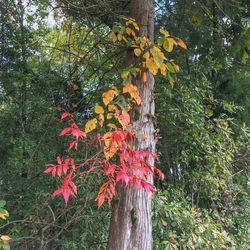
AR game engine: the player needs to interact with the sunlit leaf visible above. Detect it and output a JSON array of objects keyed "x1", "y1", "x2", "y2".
[
  {"x1": 134, "y1": 48, "x2": 141, "y2": 57},
  {"x1": 85, "y1": 118, "x2": 97, "y2": 133},
  {"x1": 95, "y1": 105, "x2": 104, "y2": 114},
  {"x1": 176, "y1": 38, "x2": 187, "y2": 49}
]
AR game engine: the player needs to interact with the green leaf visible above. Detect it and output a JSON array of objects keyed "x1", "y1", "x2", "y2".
[
  {"x1": 123, "y1": 74, "x2": 132, "y2": 85},
  {"x1": 153, "y1": 54, "x2": 164, "y2": 67},
  {"x1": 112, "y1": 25, "x2": 120, "y2": 32},
  {"x1": 0, "y1": 200, "x2": 6, "y2": 208},
  {"x1": 166, "y1": 63, "x2": 176, "y2": 73},
  {"x1": 129, "y1": 67, "x2": 137, "y2": 77},
  {"x1": 0, "y1": 208, "x2": 6, "y2": 213},
  {"x1": 157, "y1": 37, "x2": 165, "y2": 46}
]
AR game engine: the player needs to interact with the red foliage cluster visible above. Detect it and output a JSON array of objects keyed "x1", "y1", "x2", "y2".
[{"x1": 44, "y1": 113, "x2": 164, "y2": 206}]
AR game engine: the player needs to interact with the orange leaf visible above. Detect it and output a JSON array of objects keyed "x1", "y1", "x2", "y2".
[
  {"x1": 123, "y1": 84, "x2": 141, "y2": 105},
  {"x1": 118, "y1": 107, "x2": 130, "y2": 129},
  {"x1": 1, "y1": 235, "x2": 11, "y2": 241},
  {"x1": 97, "y1": 194, "x2": 105, "y2": 208},
  {"x1": 143, "y1": 71, "x2": 147, "y2": 83},
  {"x1": 103, "y1": 132, "x2": 118, "y2": 160}
]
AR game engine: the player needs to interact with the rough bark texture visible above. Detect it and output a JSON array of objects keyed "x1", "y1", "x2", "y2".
[{"x1": 107, "y1": 1, "x2": 155, "y2": 249}]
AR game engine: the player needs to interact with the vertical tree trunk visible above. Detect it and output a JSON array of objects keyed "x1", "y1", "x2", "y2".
[{"x1": 107, "y1": 1, "x2": 155, "y2": 249}]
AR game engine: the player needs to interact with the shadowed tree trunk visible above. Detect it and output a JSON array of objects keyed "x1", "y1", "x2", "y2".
[{"x1": 107, "y1": 0, "x2": 155, "y2": 249}]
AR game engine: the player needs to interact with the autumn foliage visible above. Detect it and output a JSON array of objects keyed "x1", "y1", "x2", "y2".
[{"x1": 44, "y1": 17, "x2": 186, "y2": 207}]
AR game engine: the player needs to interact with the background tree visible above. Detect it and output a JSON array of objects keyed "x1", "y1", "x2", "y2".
[{"x1": 0, "y1": 0, "x2": 249, "y2": 249}]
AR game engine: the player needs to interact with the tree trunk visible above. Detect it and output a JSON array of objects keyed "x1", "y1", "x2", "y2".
[{"x1": 107, "y1": 1, "x2": 155, "y2": 249}]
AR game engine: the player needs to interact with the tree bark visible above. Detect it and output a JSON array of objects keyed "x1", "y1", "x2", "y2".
[{"x1": 107, "y1": 1, "x2": 155, "y2": 249}]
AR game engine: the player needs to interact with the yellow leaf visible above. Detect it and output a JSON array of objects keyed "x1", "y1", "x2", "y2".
[
  {"x1": 121, "y1": 70, "x2": 130, "y2": 79},
  {"x1": 107, "y1": 113, "x2": 113, "y2": 119},
  {"x1": 123, "y1": 84, "x2": 141, "y2": 105},
  {"x1": 0, "y1": 209, "x2": 9, "y2": 220},
  {"x1": 163, "y1": 38, "x2": 174, "y2": 52},
  {"x1": 98, "y1": 114, "x2": 104, "y2": 127},
  {"x1": 122, "y1": 36, "x2": 128, "y2": 42},
  {"x1": 1, "y1": 235, "x2": 11, "y2": 241},
  {"x1": 132, "y1": 21, "x2": 139, "y2": 31},
  {"x1": 117, "y1": 32, "x2": 122, "y2": 41},
  {"x1": 108, "y1": 105, "x2": 117, "y2": 111},
  {"x1": 146, "y1": 57, "x2": 158, "y2": 75},
  {"x1": 108, "y1": 104, "x2": 117, "y2": 112},
  {"x1": 177, "y1": 38, "x2": 187, "y2": 49},
  {"x1": 85, "y1": 118, "x2": 97, "y2": 133},
  {"x1": 102, "y1": 89, "x2": 118, "y2": 106},
  {"x1": 160, "y1": 29, "x2": 170, "y2": 37},
  {"x1": 95, "y1": 105, "x2": 104, "y2": 114},
  {"x1": 134, "y1": 48, "x2": 141, "y2": 57},
  {"x1": 107, "y1": 123, "x2": 117, "y2": 130},
  {"x1": 150, "y1": 46, "x2": 161, "y2": 56},
  {"x1": 126, "y1": 27, "x2": 132, "y2": 35},
  {"x1": 143, "y1": 52, "x2": 150, "y2": 60},
  {"x1": 110, "y1": 32, "x2": 117, "y2": 43},
  {"x1": 160, "y1": 63, "x2": 166, "y2": 76}
]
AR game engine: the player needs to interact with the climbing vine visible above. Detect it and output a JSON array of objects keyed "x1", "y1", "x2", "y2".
[{"x1": 44, "y1": 17, "x2": 186, "y2": 207}]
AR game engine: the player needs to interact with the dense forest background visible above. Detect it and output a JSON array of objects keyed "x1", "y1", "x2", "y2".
[{"x1": 0, "y1": 0, "x2": 249, "y2": 249}]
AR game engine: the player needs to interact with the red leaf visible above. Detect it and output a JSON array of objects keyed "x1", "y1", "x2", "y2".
[
  {"x1": 63, "y1": 188, "x2": 70, "y2": 204},
  {"x1": 44, "y1": 167, "x2": 53, "y2": 173},
  {"x1": 52, "y1": 167, "x2": 56, "y2": 177},
  {"x1": 63, "y1": 159, "x2": 69, "y2": 175},
  {"x1": 53, "y1": 188, "x2": 63, "y2": 196},
  {"x1": 61, "y1": 112, "x2": 73, "y2": 120},
  {"x1": 70, "y1": 160, "x2": 75, "y2": 171},
  {"x1": 68, "y1": 141, "x2": 77, "y2": 151},
  {"x1": 57, "y1": 165, "x2": 62, "y2": 177},
  {"x1": 97, "y1": 194, "x2": 105, "y2": 208},
  {"x1": 59, "y1": 127, "x2": 72, "y2": 136},
  {"x1": 142, "y1": 181, "x2": 155, "y2": 194},
  {"x1": 107, "y1": 188, "x2": 113, "y2": 199},
  {"x1": 69, "y1": 181, "x2": 77, "y2": 195},
  {"x1": 110, "y1": 183, "x2": 116, "y2": 195},
  {"x1": 57, "y1": 156, "x2": 62, "y2": 165}
]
